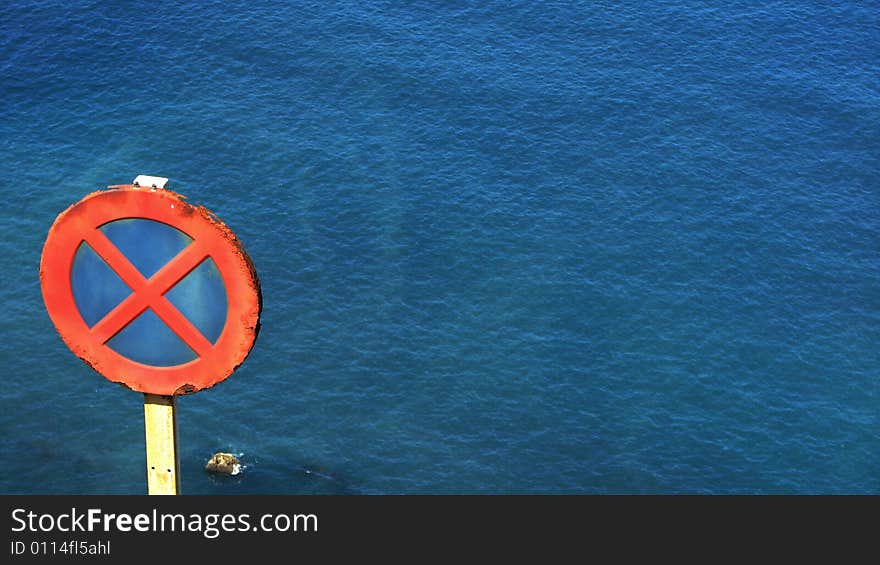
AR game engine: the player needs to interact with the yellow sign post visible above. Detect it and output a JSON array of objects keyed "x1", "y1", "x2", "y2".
[{"x1": 143, "y1": 394, "x2": 180, "y2": 495}]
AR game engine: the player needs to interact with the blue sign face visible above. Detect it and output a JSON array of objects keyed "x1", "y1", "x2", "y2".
[{"x1": 70, "y1": 219, "x2": 228, "y2": 366}]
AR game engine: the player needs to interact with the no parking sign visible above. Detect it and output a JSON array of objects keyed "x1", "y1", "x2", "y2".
[{"x1": 39, "y1": 177, "x2": 262, "y2": 493}]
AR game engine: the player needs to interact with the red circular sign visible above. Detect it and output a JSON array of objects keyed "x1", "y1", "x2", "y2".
[{"x1": 40, "y1": 186, "x2": 261, "y2": 395}]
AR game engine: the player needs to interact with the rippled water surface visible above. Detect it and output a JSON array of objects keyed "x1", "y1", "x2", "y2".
[{"x1": 1, "y1": 1, "x2": 877, "y2": 494}]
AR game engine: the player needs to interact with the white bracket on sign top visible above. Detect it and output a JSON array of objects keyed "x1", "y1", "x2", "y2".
[{"x1": 132, "y1": 175, "x2": 169, "y2": 189}]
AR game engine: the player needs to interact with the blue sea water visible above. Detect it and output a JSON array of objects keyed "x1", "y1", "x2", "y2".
[{"x1": 0, "y1": 1, "x2": 877, "y2": 494}]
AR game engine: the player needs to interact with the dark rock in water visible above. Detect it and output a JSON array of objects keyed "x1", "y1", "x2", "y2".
[{"x1": 205, "y1": 452, "x2": 242, "y2": 475}]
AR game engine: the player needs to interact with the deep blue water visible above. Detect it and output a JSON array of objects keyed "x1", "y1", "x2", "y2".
[{"x1": 1, "y1": 1, "x2": 877, "y2": 494}]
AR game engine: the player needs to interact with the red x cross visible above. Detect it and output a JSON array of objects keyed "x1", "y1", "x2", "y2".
[{"x1": 87, "y1": 229, "x2": 213, "y2": 356}]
